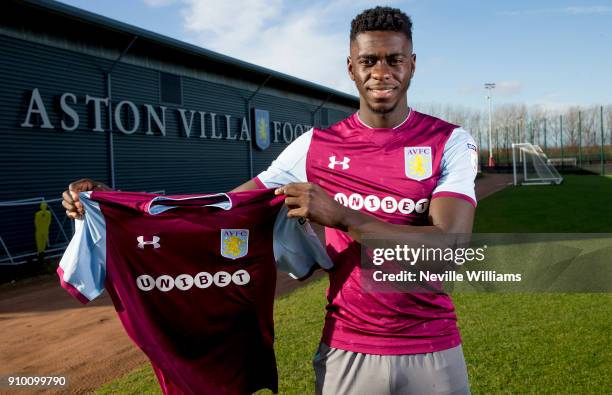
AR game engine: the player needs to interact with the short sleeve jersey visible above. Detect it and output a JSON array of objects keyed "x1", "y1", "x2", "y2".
[
  {"x1": 57, "y1": 189, "x2": 332, "y2": 395},
  {"x1": 255, "y1": 111, "x2": 478, "y2": 355}
]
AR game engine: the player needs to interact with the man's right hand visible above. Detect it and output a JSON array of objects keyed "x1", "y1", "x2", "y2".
[{"x1": 62, "y1": 179, "x2": 112, "y2": 220}]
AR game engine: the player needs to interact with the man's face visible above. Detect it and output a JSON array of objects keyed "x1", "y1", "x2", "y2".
[{"x1": 348, "y1": 31, "x2": 415, "y2": 114}]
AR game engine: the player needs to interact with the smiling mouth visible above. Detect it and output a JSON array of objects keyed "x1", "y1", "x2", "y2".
[{"x1": 367, "y1": 87, "x2": 396, "y2": 99}]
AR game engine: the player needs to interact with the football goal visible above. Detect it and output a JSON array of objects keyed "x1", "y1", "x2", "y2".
[{"x1": 512, "y1": 143, "x2": 563, "y2": 186}]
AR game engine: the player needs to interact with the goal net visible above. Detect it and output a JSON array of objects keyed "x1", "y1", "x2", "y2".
[{"x1": 512, "y1": 143, "x2": 563, "y2": 186}]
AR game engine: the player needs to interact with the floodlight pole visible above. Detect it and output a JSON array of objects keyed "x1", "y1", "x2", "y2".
[
  {"x1": 601, "y1": 106, "x2": 605, "y2": 176},
  {"x1": 484, "y1": 83, "x2": 496, "y2": 167},
  {"x1": 512, "y1": 143, "x2": 517, "y2": 186}
]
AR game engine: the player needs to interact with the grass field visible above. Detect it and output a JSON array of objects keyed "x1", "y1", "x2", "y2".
[
  {"x1": 97, "y1": 175, "x2": 612, "y2": 394},
  {"x1": 474, "y1": 174, "x2": 612, "y2": 232}
]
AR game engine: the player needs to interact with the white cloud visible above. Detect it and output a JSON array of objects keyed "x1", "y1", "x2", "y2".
[
  {"x1": 459, "y1": 80, "x2": 523, "y2": 97},
  {"x1": 563, "y1": 5, "x2": 612, "y2": 14},
  {"x1": 532, "y1": 93, "x2": 577, "y2": 114},
  {"x1": 458, "y1": 85, "x2": 481, "y2": 95},
  {"x1": 496, "y1": 80, "x2": 523, "y2": 96},
  {"x1": 499, "y1": 5, "x2": 612, "y2": 16},
  {"x1": 181, "y1": 0, "x2": 283, "y2": 45},
  {"x1": 142, "y1": 0, "x2": 176, "y2": 7},
  {"x1": 174, "y1": 0, "x2": 388, "y2": 95}
]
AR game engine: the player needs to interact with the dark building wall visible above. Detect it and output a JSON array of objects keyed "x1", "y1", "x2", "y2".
[
  {"x1": 0, "y1": 34, "x2": 111, "y2": 199},
  {"x1": 0, "y1": 32, "x2": 357, "y2": 258}
]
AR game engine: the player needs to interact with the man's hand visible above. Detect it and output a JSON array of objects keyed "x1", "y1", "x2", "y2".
[
  {"x1": 62, "y1": 178, "x2": 112, "y2": 220},
  {"x1": 275, "y1": 183, "x2": 475, "y2": 244},
  {"x1": 275, "y1": 183, "x2": 348, "y2": 230}
]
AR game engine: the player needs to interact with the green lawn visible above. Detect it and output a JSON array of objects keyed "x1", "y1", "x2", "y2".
[
  {"x1": 97, "y1": 175, "x2": 612, "y2": 394},
  {"x1": 474, "y1": 175, "x2": 612, "y2": 232}
]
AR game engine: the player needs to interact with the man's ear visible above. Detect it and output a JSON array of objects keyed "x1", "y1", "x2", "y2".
[
  {"x1": 347, "y1": 56, "x2": 355, "y2": 81},
  {"x1": 410, "y1": 53, "x2": 416, "y2": 79}
]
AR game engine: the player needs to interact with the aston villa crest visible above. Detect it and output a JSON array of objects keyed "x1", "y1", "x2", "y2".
[
  {"x1": 404, "y1": 147, "x2": 432, "y2": 181},
  {"x1": 220, "y1": 229, "x2": 249, "y2": 259},
  {"x1": 252, "y1": 109, "x2": 270, "y2": 150}
]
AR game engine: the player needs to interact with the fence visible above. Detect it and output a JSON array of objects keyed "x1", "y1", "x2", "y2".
[
  {"x1": 476, "y1": 106, "x2": 611, "y2": 175},
  {"x1": 0, "y1": 190, "x2": 165, "y2": 267}
]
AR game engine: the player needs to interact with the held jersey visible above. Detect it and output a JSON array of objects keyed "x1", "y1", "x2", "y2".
[
  {"x1": 255, "y1": 110, "x2": 478, "y2": 355},
  {"x1": 57, "y1": 189, "x2": 332, "y2": 395}
]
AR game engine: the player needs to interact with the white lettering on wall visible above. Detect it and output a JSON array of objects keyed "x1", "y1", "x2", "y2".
[
  {"x1": 178, "y1": 109, "x2": 196, "y2": 137},
  {"x1": 240, "y1": 117, "x2": 250, "y2": 141},
  {"x1": 198, "y1": 111, "x2": 208, "y2": 138},
  {"x1": 21, "y1": 88, "x2": 53, "y2": 129},
  {"x1": 145, "y1": 104, "x2": 167, "y2": 136},
  {"x1": 85, "y1": 95, "x2": 109, "y2": 132},
  {"x1": 294, "y1": 123, "x2": 304, "y2": 138},
  {"x1": 273, "y1": 121, "x2": 282, "y2": 143},
  {"x1": 282, "y1": 122, "x2": 293, "y2": 143},
  {"x1": 210, "y1": 113, "x2": 221, "y2": 139},
  {"x1": 114, "y1": 100, "x2": 140, "y2": 134},
  {"x1": 60, "y1": 93, "x2": 79, "y2": 131},
  {"x1": 19, "y1": 88, "x2": 313, "y2": 144},
  {"x1": 224, "y1": 114, "x2": 236, "y2": 140}
]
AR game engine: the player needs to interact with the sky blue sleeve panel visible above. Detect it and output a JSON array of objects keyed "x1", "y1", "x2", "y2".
[
  {"x1": 273, "y1": 205, "x2": 333, "y2": 280},
  {"x1": 256, "y1": 129, "x2": 312, "y2": 187},
  {"x1": 57, "y1": 192, "x2": 107, "y2": 302},
  {"x1": 432, "y1": 128, "x2": 478, "y2": 205}
]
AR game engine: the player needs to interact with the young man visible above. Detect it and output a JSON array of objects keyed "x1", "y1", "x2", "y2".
[{"x1": 64, "y1": 6, "x2": 475, "y2": 394}]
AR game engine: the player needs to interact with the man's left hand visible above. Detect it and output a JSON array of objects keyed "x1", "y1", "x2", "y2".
[{"x1": 275, "y1": 183, "x2": 348, "y2": 230}]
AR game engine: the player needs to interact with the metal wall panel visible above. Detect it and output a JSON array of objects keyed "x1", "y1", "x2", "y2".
[
  {"x1": 0, "y1": 34, "x2": 110, "y2": 259},
  {"x1": 328, "y1": 108, "x2": 353, "y2": 126},
  {"x1": 0, "y1": 32, "x2": 356, "y2": 262}
]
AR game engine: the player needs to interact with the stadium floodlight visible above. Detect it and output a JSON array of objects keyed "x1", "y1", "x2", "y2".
[
  {"x1": 512, "y1": 142, "x2": 563, "y2": 186},
  {"x1": 484, "y1": 83, "x2": 496, "y2": 167}
]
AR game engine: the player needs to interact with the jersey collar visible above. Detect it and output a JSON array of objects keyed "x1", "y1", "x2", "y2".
[
  {"x1": 352, "y1": 109, "x2": 415, "y2": 147},
  {"x1": 355, "y1": 109, "x2": 412, "y2": 130}
]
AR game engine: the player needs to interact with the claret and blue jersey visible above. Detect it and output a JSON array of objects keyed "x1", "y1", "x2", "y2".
[
  {"x1": 58, "y1": 189, "x2": 332, "y2": 395},
  {"x1": 255, "y1": 110, "x2": 478, "y2": 355}
]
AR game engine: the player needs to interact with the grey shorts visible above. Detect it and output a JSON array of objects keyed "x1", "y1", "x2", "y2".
[{"x1": 313, "y1": 343, "x2": 470, "y2": 395}]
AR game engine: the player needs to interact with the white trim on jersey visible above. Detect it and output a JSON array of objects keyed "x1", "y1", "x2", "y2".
[
  {"x1": 257, "y1": 129, "x2": 312, "y2": 187},
  {"x1": 256, "y1": 124, "x2": 477, "y2": 206},
  {"x1": 147, "y1": 193, "x2": 233, "y2": 214},
  {"x1": 356, "y1": 109, "x2": 412, "y2": 129},
  {"x1": 431, "y1": 128, "x2": 478, "y2": 205}
]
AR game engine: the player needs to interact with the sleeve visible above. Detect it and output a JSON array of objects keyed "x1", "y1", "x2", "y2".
[
  {"x1": 272, "y1": 205, "x2": 333, "y2": 280},
  {"x1": 431, "y1": 128, "x2": 478, "y2": 207},
  {"x1": 253, "y1": 128, "x2": 312, "y2": 188},
  {"x1": 57, "y1": 192, "x2": 107, "y2": 304}
]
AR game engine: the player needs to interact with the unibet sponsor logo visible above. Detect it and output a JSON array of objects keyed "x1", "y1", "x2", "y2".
[
  {"x1": 334, "y1": 193, "x2": 429, "y2": 215},
  {"x1": 136, "y1": 269, "x2": 250, "y2": 292}
]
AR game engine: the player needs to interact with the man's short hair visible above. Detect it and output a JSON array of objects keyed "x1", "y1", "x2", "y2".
[{"x1": 350, "y1": 6, "x2": 413, "y2": 42}]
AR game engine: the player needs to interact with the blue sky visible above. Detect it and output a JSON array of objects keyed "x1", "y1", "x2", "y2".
[{"x1": 57, "y1": 0, "x2": 612, "y2": 111}]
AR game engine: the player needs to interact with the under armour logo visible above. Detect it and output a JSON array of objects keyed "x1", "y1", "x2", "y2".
[
  {"x1": 137, "y1": 236, "x2": 160, "y2": 249},
  {"x1": 328, "y1": 156, "x2": 350, "y2": 170}
]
